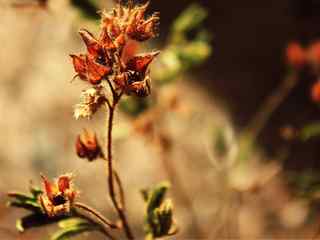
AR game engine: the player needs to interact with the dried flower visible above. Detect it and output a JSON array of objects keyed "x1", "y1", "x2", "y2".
[
  {"x1": 311, "y1": 81, "x2": 320, "y2": 103},
  {"x1": 286, "y1": 42, "x2": 306, "y2": 69},
  {"x1": 126, "y1": 2, "x2": 160, "y2": 41},
  {"x1": 39, "y1": 174, "x2": 77, "y2": 217},
  {"x1": 115, "y1": 51, "x2": 160, "y2": 97},
  {"x1": 70, "y1": 1, "x2": 160, "y2": 99},
  {"x1": 74, "y1": 87, "x2": 106, "y2": 119},
  {"x1": 75, "y1": 129, "x2": 102, "y2": 161}
]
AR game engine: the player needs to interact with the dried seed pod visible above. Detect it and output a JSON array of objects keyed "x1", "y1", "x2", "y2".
[
  {"x1": 126, "y1": 2, "x2": 159, "y2": 41},
  {"x1": 75, "y1": 129, "x2": 102, "y2": 161},
  {"x1": 311, "y1": 81, "x2": 320, "y2": 103},
  {"x1": 39, "y1": 174, "x2": 77, "y2": 217}
]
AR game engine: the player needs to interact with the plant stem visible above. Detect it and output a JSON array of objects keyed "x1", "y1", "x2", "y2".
[
  {"x1": 73, "y1": 203, "x2": 116, "y2": 240},
  {"x1": 74, "y1": 202, "x2": 118, "y2": 229},
  {"x1": 106, "y1": 94, "x2": 134, "y2": 240},
  {"x1": 245, "y1": 71, "x2": 299, "y2": 139}
]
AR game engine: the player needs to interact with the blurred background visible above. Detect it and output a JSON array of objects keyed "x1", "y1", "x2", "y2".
[{"x1": 2, "y1": 0, "x2": 320, "y2": 239}]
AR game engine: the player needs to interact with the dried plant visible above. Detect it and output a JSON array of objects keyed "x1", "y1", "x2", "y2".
[{"x1": 7, "y1": 1, "x2": 178, "y2": 239}]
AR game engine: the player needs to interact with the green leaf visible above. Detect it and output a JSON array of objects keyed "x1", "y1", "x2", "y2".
[
  {"x1": 15, "y1": 213, "x2": 68, "y2": 232},
  {"x1": 119, "y1": 97, "x2": 151, "y2": 117},
  {"x1": 58, "y1": 218, "x2": 89, "y2": 229},
  {"x1": 171, "y1": 4, "x2": 208, "y2": 36},
  {"x1": 213, "y1": 128, "x2": 229, "y2": 157},
  {"x1": 51, "y1": 224, "x2": 95, "y2": 240},
  {"x1": 8, "y1": 200, "x2": 41, "y2": 212},
  {"x1": 146, "y1": 182, "x2": 170, "y2": 214},
  {"x1": 300, "y1": 122, "x2": 320, "y2": 141},
  {"x1": 154, "y1": 200, "x2": 173, "y2": 237},
  {"x1": 30, "y1": 186, "x2": 43, "y2": 199},
  {"x1": 7, "y1": 192, "x2": 36, "y2": 202}
]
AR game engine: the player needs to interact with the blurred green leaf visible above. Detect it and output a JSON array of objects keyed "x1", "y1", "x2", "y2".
[
  {"x1": 171, "y1": 3, "x2": 208, "y2": 38},
  {"x1": 154, "y1": 199, "x2": 173, "y2": 237},
  {"x1": 214, "y1": 128, "x2": 229, "y2": 157},
  {"x1": 57, "y1": 218, "x2": 88, "y2": 229},
  {"x1": 143, "y1": 182, "x2": 176, "y2": 239},
  {"x1": 71, "y1": 0, "x2": 100, "y2": 20},
  {"x1": 300, "y1": 122, "x2": 320, "y2": 141},
  {"x1": 119, "y1": 97, "x2": 151, "y2": 117},
  {"x1": 51, "y1": 224, "x2": 95, "y2": 240},
  {"x1": 146, "y1": 182, "x2": 170, "y2": 214}
]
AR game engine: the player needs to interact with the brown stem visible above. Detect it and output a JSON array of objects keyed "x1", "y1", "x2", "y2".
[
  {"x1": 100, "y1": 155, "x2": 126, "y2": 210},
  {"x1": 73, "y1": 203, "x2": 116, "y2": 240},
  {"x1": 74, "y1": 202, "x2": 118, "y2": 229},
  {"x1": 106, "y1": 94, "x2": 134, "y2": 240},
  {"x1": 245, "y1": 71, "x2": 299, "y2": 139}
]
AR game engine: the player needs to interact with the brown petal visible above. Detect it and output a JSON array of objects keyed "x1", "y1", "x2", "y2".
[
  {"x1": 70, "y1": 54, "x2": 87, "y2": 80},
  {"x1": 40, "y1": 174, "x2": 54, "y2": 200},
  {"x1": 79, "y1": 29, "x2": 101, "y2": 57},
  {"x1": 126, "y1": 51, "x2": 160, "y2": 73},
  {"x1": 86, "y1": 56, "x2": 112, "y2": 85},
  {"x1": 57, "y1": 175, "x2": 71, "y2": 192}
]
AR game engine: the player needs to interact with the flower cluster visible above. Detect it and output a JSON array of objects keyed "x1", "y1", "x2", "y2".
[
  {"x1": 39, "y1": 174, "x2": 77, "y2": 217},
  {"x1": 286, "y1": 41, "x2": 320, "y2": 103},
  {"x1": 71, "y1": 1, "x2": 160, "y2": 119}
]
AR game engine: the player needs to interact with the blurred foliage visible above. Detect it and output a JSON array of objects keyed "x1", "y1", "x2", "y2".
[
  {"x1": 71, "y1": 0, "x2": 100, "y2": 20},
  {"x1": 121, "y1": 3, "x2": 212, "y2": 116},
  {"x1": 288, "y1": 170, "x2": 320, "y2": 200},
  {"x1": 154, "y1": 3, "x2": 212, "y2": 84},
  {"x1": 300, "y1": 122, "x2": 320, "y2": 141},
  {"x1": 142, "y1": 182, "x2": 177, "y2": 240},
  {"x1": 51, "y1": 218, "x2": 96, "y2": 240}
]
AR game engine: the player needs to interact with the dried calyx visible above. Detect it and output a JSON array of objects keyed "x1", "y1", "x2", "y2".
[
  {"x1": 71, "y1": 1, "x2": 160, "y2": 119},
  {"x1": 39, "y1": 174, "x2": 77, "y2": 217}
]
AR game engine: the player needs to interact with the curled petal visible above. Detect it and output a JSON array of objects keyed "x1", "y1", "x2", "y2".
[
  {"x1": 70, "y1": 54, "x2": 87, "y2": 80},
  {"x1": 40, "y1": 174, "x2": 54, "y2": 200},
  {"x1": 86, "y1": 56, "x2": 112, "y2": 84},
  {"x1": 57, "y1": 175, "x2": 72, "y2": 193},
  {"x1": 126, "y1": 51, "x2": 160, "y2": 73},
  {"x1": 79, "y1": 29, "x2": 101, "y2": 57}
]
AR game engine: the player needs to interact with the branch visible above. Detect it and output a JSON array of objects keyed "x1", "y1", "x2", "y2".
[{"x1": 106, "y1": 95, "x2": 134, "y2": 240}]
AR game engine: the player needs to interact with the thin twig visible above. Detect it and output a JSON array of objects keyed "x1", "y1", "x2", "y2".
[
  {"x1": 100, "y1": 155, "x2": 126, "y2": 210},
  {"x1": 113, "y1": 169, "x2": 126, "y2": 209},
  {"x1": 73, "y1": 204, "x2": 116, "y2": 240},
  {"x1": 74, "y1": 202, "x2": 118, "y2": 229},
  {"x1": 244, "y1": 71, "x2": 299, "y2": 139},
  {"x1": 106, "y1": 94, "x2": 134, "y2": 240}
]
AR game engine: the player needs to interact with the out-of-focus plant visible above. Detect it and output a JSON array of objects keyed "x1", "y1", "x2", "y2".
[
  {"x1": 120, "y1": 3, "x2": 212, "y2": 116},
  {"x1": 142, "y1": 182, "x2": 178, "y2": 240},
  {"x1": 7, "y1": 1, "x2": 178, "y2": 240}
]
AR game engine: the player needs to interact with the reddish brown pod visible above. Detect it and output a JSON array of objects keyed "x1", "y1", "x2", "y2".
[
  {"x1": 286, "y1": 42, "x2": 306, "y2": 70},
  {"x1": 126, "y1": 2, "x2": 159, "y2": 42},
  {"x1": 75, "y1": 129, "x2": 102, "y2": 161},
  {"x1": 39, "y1": 174, "x2": 77, "y2": 217},
  {"x1": 311, "y1": 81, "x2": 320, "y2": 103},
  {"x1": 308, "y1": 41, "x2": 320, "y2": 68}
]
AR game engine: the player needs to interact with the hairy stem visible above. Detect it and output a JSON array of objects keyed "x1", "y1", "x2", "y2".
[{"x1": 106, "y1": 94, "x2": 134, "y2": 240}]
